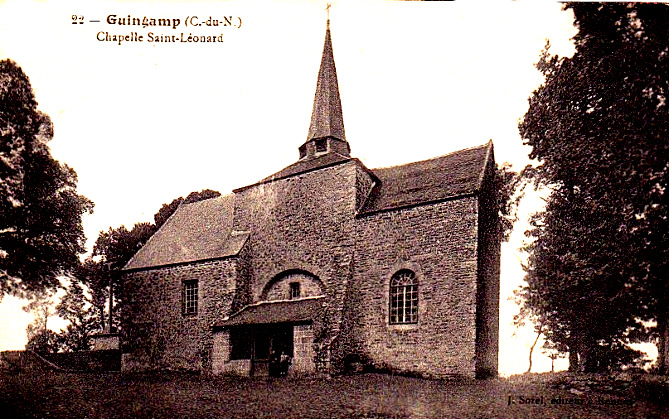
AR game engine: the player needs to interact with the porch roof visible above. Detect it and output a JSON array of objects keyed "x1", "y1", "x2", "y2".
[{"x1": 214, "y1": 297, "x2": 324, "y2": 328}]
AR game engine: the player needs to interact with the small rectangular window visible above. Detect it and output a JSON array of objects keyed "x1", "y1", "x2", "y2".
[
  {"x1": 183, "y1": 280, "x2": 198, "y2": 315},
  {"x1": 289, "y1": 282, "x2": 300, "y2": 300},
  {"x1": 299, "y1": 144, "x2": 307, "y2": 159},
  {"x1": 315, "y1": 138, "x2": 327, "y2": 153}
]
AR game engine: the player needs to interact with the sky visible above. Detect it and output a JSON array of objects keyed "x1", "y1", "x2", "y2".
[{"x1": 0, "y1": 0, "x2": 626, "y2": 376}]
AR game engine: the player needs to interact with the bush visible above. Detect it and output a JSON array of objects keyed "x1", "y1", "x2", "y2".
[
  {"x1": 631, "y1": 376, "x2": 669, "y2": 405},
  {"x1": 25, "y1": 330, "x2": 61, "y2": 355}
]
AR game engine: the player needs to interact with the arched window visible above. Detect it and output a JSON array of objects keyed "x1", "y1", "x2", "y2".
[
  {"x1": 261, "y1": 270, "x2": 324, "y2": 302},
  {"x1": 389, "y1": 270, "x2": 418, "y2": 324}
]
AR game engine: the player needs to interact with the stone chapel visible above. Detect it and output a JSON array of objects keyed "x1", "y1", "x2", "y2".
[{"x1": 120, "y1": 21, "x2": 501, "y2": 379}]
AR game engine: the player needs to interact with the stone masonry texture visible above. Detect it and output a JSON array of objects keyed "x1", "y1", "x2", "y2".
[
  {"x1": 122, "y1": 258, "x2": 240, "y2": 372},
  {"x1": 350, "y1": 197, "x2": 480, "y2": 379},
  {"x1": 120, "y1": 154, "x2": 500, "y2": 379}
]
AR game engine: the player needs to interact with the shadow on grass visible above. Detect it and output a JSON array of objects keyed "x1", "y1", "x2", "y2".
[{"x1": 0, "y1": 371, "x2": 665, "y2": 418}]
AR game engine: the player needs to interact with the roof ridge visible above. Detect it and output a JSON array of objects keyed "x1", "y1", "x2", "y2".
[
  {"x1": 476, "y1": 140, "x2": 494, "y2": 189},
  {"x1": 360, "y1": 141, "x2": 493, "y2": 215},
  {"x1": 371, "y1": 142, "x2": 490, "y2": 172},
  {"x1": 235, "y1": 153, "x2": 352, "y2": 192},
  {"x1": 180, "y1": 193, "x2": 233, "y2": 207},
  {"x1": 272, "y1": 150, "x2": 350, "y2": 177}
]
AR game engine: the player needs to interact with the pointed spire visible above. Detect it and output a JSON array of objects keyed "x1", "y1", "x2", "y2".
[{"x1": 306, "y1": 19, "x2": 346, "y2": 143}]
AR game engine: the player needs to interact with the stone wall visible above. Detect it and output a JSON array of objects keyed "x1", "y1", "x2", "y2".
[
  {"x1": 226, "y1": 359, "x2": 252, "y2": 376},
  {"x1": 232, "y1": 162, "x2": 358, "y2": 302},
  {"x1": 43, "y1": 350, "x2": 121, "y2": 372},
  {"x1": 475, "y1": 157, "x2": 501, "y2": 378},
  {"x1": 1, "y1": 350, "x2": 60, "y2": 372},
  {"x1": 292, "y1": 324, "x2": 315, "y2": 374},
  {"x1": 120, "y1": 155, "x2": 500, "y2": 379},
  {"x1": 232, "y1": 161, "x2": 366, "y2": 364},
  {"x1": 351, "y1": 197, "x2": 480, "y2": 379},
  {"x1": 121, "y1": 258, "x2": 240, "y2": 372},
  {"x1": 92, "y1": 334, "x2": 120, "y2": 350},
  {"x1": 212, "y1": 330, "x2": 230, "y2": 374},
  {"x1": 211, "y1": 324, "x2": 314, "y2": 376},
  {"x1": 211, "y1": 330, "x2": 254, "y2": 376}
]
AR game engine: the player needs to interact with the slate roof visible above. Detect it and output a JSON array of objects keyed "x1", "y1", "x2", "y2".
[
  {"x1": 214, "y1": 297, "x2": 324, "y2": 328},
  {"x1": 123, "y1": 143, "x2": 492, "y2": 270},
  {"x1": 306, "y1": 20, "x2": 346, "y2": 143},
  {"x1": 247, "y1": 151, "x2": 352, "y2": 188},
  {"x1": 359, "y1": 141, "x2": 492, "y2": 215},
  {"x1": 123, "y1": 195, "x2": 248, "y2": 271}
]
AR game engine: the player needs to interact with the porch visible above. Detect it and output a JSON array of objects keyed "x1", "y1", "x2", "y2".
[{"x1": 212, "y1": 297, "x2": 322, "y2": 377}]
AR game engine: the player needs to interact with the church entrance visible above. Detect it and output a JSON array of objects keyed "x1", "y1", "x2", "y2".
[
  {"x1": 214, "y1": 298, "x2": 322, "y2": 376},
  {"x1": 234, "y1": 324, "x2": 293, "y2": 377}
]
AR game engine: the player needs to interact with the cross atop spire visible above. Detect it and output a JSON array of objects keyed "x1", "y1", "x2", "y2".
[{"x1": 300, "y1": 16, "x2": 349, "y2": 160}]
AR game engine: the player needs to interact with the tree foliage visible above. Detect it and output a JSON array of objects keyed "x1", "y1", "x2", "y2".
[
  {"x1": 25, "y1": 329, "x2": 61, "y2": 355},
  {"x1": 82, "y1": 222, "x2": 157, "y2": 331},
  {"x1": 56, "y1": 281, "x2": 96, "y2": 352},
  {"x1": 517, "y1": 189, "x2": 646, "y2": 371},
  {"x1": 23, "y1": 290, "x2": 57, "y2": 341},
  {"x1": 496, "y1": 163, "x2": 521, "y2": 243},
  {"x1": 74, "y1": 258, "x2": 112, "y2": 332},
  {"x1": 0, "y1": 59, "x2": 93, "y2": 299},
  {"x1": 517, "y1": 2, "x2": 668, "y2": 372},
  {"x1": 23, "y1": 290, "x2": 63, "y2": 354},
  {"x1": 93, "y1": 222, "x2": 157, "y2": 271}
]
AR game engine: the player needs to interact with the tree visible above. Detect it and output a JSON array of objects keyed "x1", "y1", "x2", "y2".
[
  {"x1": 23, "y1": 290, "x2": 57, "y2": 341},
  {"x1": 75, "y1": 258, "x2": 112, "y2": 332},
  {"x1": 527, "y1": 328, "x2": 541, "y2": 373},
  {"x1": 496, "y1": 163, "x2": 521, "y2": 243},
  {"x1": 542, "y1": 341, "x2": 567, "y2": 373},
  {"x1": 23, "y1": 290, "x2": 62, "y2": 354},
  {"x1": 26, "y1": 329, "x2": 61, "y2": 355},
  {"x1": 56, "y1": 281, "x2": 96, "y2": 351},
  {"x1": 517, "y1": 2, "x2": 669, "y2": 372},
  {"x1": 75, "y1": 222, "x2": 156, "y2": 332},
  {"x1": 517, "y1": 189, "x2": 644, "y2": 371},
  {"x1": 0, "y1": 59, "x2": 94, "y2": 299},
  {"x1": 92, "y1": 222, "x2": 157, "y2": 271}
]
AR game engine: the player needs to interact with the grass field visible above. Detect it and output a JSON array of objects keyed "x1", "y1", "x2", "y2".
[{"x1": 0, "y1": 371, "x2": 666, "y2": 418}]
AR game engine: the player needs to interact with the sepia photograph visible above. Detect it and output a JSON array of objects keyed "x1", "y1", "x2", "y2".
[{"x1": 0, "y1": 0, "x2": 667, "y2": 417}]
